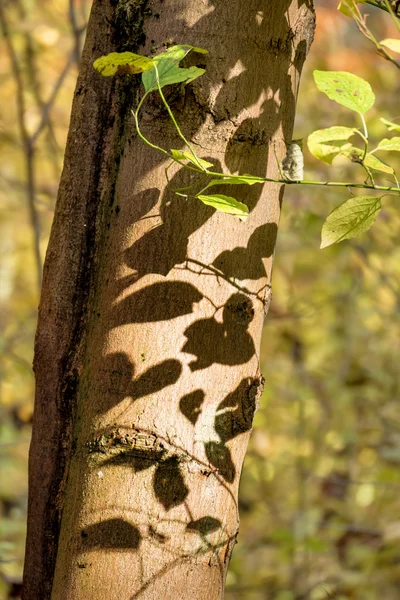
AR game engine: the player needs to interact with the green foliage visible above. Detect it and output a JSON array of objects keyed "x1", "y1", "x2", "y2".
[
  {"x1": 307, "y1": 70, "x2": 400, "y2": 244},
  {"x1": 94, "y1": 46, "x2": 400, "y2": 240},
  {"x1": 344, "y1": 146, "x2": 395, "y2": 174},
  {"x1": 381, "y1": 118, "x2": 400, "y2": 131},
  {"x1": 196, "y1": 194, "x2": 249, "y2": 221},
  {"x1": 153, "y1": 44, "x2": 208, "y2": 62},
  {"x1": 313, "y1": 70, "x2": 375, "y2": 114},
  {"x1": 376, "y1": 136, "x2": 400, "y2": 151},
  {"x1": 338, "y1": 0, "x2": 367, "y2": 17},
  {"x1": 93, "y1": 51, "x2": 154, "y2": 76},
  {"x1": 320, "y1": 195, "x2": 381, "y2": 247},
  {"x1": 142, "y1": 59, "x2": 205, "y2": 93},
  {"x1": 204, "y1": 175, "x2": 265, "y2": 188},
  {"x1": 307, "y1": 126, "x2": 357, "y2": 163},
  {"x1": 170, "y1": 149, "x2": 213, "y2": 170}
]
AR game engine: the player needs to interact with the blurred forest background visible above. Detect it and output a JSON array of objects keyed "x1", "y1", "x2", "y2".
[{"x1": 1, "y1": 1, "x2": 400, "y2": 598}]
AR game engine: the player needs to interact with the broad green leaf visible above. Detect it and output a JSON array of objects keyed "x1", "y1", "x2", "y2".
[
  {"x1": 380, "y1": 38, "x2": 400, "y2": 53},
  {"x1": 380, "y1": 118, "x2": 400, "y2": 132},
  {"x1": 321, "y1": 195, "x2": 381, "y2": 248},
  {"x1": 307, "y1": 126, "x2": 357, "y2": 164},
  {"x1": 196, "y1": 194, "x2": 249, "y2": 221},
  {"x1": 376, "y1": 137, "x2": 400, "y2": 152},
  {"x1": 142, "y1": 58, "x2": 205, "y2": 92},
  {"x1": 206, "y1": 175, "x2": 265, "y2": 187},
  {"x1": 170, "y1": 149, "x2": 213, "y2": 169},
  {"x1": 343, "y1": 146, "x2": 394, "y2": 174},
  {"x1": 93, "y1": 52, "x2": 154, "y2": 76},
  {"x1": 314, "y1": 70, "x2": 375, "y2": 114},
  {"x1": 154, "y1": 44, "x2": 208, "y2": 63}
]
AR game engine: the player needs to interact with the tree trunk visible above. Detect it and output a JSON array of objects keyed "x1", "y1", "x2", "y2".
[{"x1": 23, "y1": 1, "x2": 315, "y2": 599}]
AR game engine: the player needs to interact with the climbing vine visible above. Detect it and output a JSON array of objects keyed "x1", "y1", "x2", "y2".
[{"x1": 93, "y1": 29, "x2": 400, "y2": 248}]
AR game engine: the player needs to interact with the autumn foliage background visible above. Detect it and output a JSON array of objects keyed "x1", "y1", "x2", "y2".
[{"x1": 1, "y1": 1, "x2": 400, "y2": 598}]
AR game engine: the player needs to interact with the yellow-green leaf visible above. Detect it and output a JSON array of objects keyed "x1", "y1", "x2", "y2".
[
  {"x1": 343, "y1": 147, "x2": 395, "y2": 174},
  {"x1": 380, "y1": 38, "x2": 400, "y2": 53},
  {"x1": 376, "y1": 137, "x2": 400, "y2": 152},
  {"x1": 380, "y1": 118, "x2": 400, "y2": 132},
  {"x1": 206, "y1": 175, "x2": 264, "y2": 187},
  {"x1": 314, "y1": 70, "x2": 375, "y2": 114},
  {"x1": 308, "y1": 126, "x2": 357, "y2": 164},
  {"x1": 321, "y1": 196, "x2": 381, "y2": 248},
  {"x1": 170, "y1": 149, "x2": 213, "y2": 169},
  {"x1": 93, "y1": 52, "x2": 154, "y2": 76},
  {"x1": 338, "y1": 0, "x2": 367, "y2": 17},
  {"x1": 142, "y1": 59, "x2": 205, "y2": 92},
  {"x1": 196, "y1": 194, "x2": 249, "y2": 221},
  {"x1": 153, "y1": 44, "x2": 208, "y2": 63}
]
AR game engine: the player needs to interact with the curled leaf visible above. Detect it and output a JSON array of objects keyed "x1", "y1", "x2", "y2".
[
  {"x1": 321, "y1": 195, "x2": 381, "y2": 248},
  {"x1": 307, "y1": 126, "x2": 357, "y2": 164}
]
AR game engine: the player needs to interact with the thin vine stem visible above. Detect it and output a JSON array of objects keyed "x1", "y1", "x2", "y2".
[
  {"x1": 384, "y1": 0, "x2": 400, "y2": 31},
  {"x1": 360, "y1": 113, "x2": 369, "y2": 160},
  {"x1": 154, "y1": 63, "x2": 206, "y2": 171},
  {"x1": 130, "y1": 54, "x2": 400, "y2": 200},
  {"x1": 193, "y1": 168, "x2": 400, "y2": 193}
]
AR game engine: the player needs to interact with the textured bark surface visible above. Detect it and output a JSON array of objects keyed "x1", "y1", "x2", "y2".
[{"x1": 23, "y1": 1, "x2": 315, "y2": 599}]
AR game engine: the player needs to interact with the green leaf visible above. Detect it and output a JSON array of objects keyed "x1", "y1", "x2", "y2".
[
  {"x1": 307, "y1": 126, "x2": 357, "y2": 164},
  {"x1": 338, "y1": 0, "x2": 367, "y2": 17},
  {"x1": 206, "y1": 175, "x2": 265, "y2": 187},
  {"x1": 314, "y1": 70, "x2": 375, "y2": 114},
  {"x1": 153, "y1": 44, "x2": 208, "y2": 63},
  {"x1": 380, "y1": 118, "x2": 400, "y2": 132},
  {"x1": 376, "y1": 137, "x2": 400, "y2": 152},
  {"x1": 142, "y1": 59, "x2": 205, "y2": 92},
  {"x1": 93, "y1": 52, "x2": 154, "y2": 77},
  {"x1": 170, "y1": 149, "x2": 213, "y2": 169},
  {"x1": 380, "y1": 38, "x2": 400, "y2": 53},
  {"x1": 364, "y1": 154, "x2": 394, "y2": 174},
  {"x1": 343, "y1": 147, "x2": 394, "y2": 174},
  {"x1": 196, "y1": 194, "x2": 249, "y2": 221},
  {"x1": 321, "y1": 195, "x2": 381, "y2": 248}
]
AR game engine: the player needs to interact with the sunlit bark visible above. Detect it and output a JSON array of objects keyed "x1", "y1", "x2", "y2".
[{"x1": 23, "y1": 1, "x2": 315, "y2": 598}]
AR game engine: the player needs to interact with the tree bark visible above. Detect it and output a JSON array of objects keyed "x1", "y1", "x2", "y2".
[{"x1": 23, "y1": 1, "x2": 315, "y2": 599}]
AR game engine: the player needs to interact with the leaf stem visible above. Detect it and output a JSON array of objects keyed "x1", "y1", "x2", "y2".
[
  {"x1": 384, "y1": 0, "x2": 400, "y2": 32},
  {"x1": 132, "y1": 93, "x2": 171, "y2": 158},
  {"x1": 154, "y1": 63, "x2": 206, "y2": 171},
  {"x1": 360, "y1": 113, "x2": 369, "y2": 161}
]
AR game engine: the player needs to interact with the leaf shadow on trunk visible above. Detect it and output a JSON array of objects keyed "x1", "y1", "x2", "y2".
[
  {"x1": 122, "y1": 166, "x2": 217, "y2": 284},
  {"x1": 69, "y1": 1, "x2": 309, "y2": 593},
  {"x1": 180, "y1": 377, "x2": 263, "y2": 484},
  {"x1": 80, "y1": 518, "x2": 141, "y2": 551}
]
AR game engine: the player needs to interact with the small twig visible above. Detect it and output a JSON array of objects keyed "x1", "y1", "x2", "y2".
[
  {"x1": 68, "y1": 0, "x2": 83, "y2": 68},
  {"x1": 0, "y1": 4, "x2": 42, "y2": 291},
  {"x1": 31, "y1": 50, "x2": 75, "y2": 144}
]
